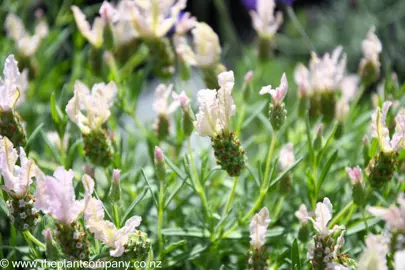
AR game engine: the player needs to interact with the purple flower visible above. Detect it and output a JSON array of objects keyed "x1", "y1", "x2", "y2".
[
  {"x1": 241, "y1": 0, "x2": 294, "y2": 10},
  {"x1": 241, "y1": 0, "x2": 256, "y2": 10}
]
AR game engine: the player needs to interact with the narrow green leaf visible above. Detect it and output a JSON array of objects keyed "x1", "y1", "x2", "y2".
[
  {"x1": 141, "y1": 169, "x2": 158, "y2": 208},
  {"x1": 121, "y1": 188, "x2": 148, "y2": 227},
  {"x1": 269, "y1": 157, "x2": 304, "y2": 188},
  {"x1": 163, "y1": 240, "x2": 187, "y2": 256},
  {"x1": 316, "y1": 151, "x2": 338, "y2": 193},
  {"x1": 242, "y1": 101, "x2": 267, "y2": 128},
  {"x1": 291, "y1": 239, "x2": 301, "y2": 270},
  {"x1": 25, "y1": 123, "x2": 44, "y2": 149},
  {"x1": 162, "y1": 228, "x2": 210, "y2": 238},
  {"x1": 317, "y1": 124, "x2": 337, "y2": 164},
  {"x1": 165, "y1": 176, "x2": 189, "y2": 208},
  {"x1": 164, "y1": 156, "x2": 187, "y2": 180},
  {"x1": 305, "y1": 117, "x2": 315, "y2": 163}
]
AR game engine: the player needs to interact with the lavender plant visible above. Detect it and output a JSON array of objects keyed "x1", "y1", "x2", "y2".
[{"x1": 0, "y1": 0, "x2": 405, "y2": 269}]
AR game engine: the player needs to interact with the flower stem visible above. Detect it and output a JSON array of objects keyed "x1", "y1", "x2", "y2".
[
  {"x1": 158, "y1": 180, "x2": 164, "y2": 258},
  {"x1": 263, "y1": 135, "x2": 277, "y2": 190},
  {"x1": 361, "y1": 207, "x2": 369, "y2": 234},
  {"x1": 223, "y1": 176, "x2": 239, "y2": 215},
  {"x1": 113, "y1": 203, "x2": 120, "y2": 229},
  {"x1": 220, "y1": 136, "x2": 277, "y2": 241},
  {"x1": 286, "y1": 6, "x2": 315, "y2": 52},
  {"x1": 22, "y1": 231, "x2": 45, "y2": 250}
]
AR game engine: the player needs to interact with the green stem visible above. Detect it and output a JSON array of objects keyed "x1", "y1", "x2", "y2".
[
  {"x1": 158, "y1": 181, "x2": 164, "y2": 258},
  {"x1": 263, "y1": 135, "x2": 277, "y2": 189},
  {"x1": 221, "y1": 135, "x2": 277, "y2": 239},
  {"x1": 22, "y1": 231, "x2": 45, "y2": 250},
  {"x1": 113, "y1": 203, "x2": 120, "y2": 229},
  {"x1": 286, "y1": 6, "x2": 315, "y2": 52},
  {"x1": 223, "y1": 177, "x2": 239, "y2": 215}
]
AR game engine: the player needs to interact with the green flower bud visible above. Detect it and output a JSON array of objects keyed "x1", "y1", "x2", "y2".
[
  {"x1": 123, "y1": 230, "x2": 152, "y2": 261},
  {"x1": 212, "y1": 132, "x2": 246, "y2": 177},
  {"x1": 0, "y1": 111, "x2": 26, "y2": 147},
  {"x1": 154, "y1": 146, "x2": 166, "y2": 182},
  {"x1": 269, "y1": 102, "x2": 287, "y2": 131},
  {"x1": 109, "y1": 169, "x2": 121, "y2": 203},
  {"x1": 56, "y1": 222, "x2": 90, "y2": 261},
  {"x1": 366, "y1": 151, "x2": 398, "y2": 189},
  {"x1": 154, "y1": 114, "x2": 170, "y2": 141},
  {"x1": 43, "y1": 229, "x2": 59, "y2": 260},
  {"x1": 182, "y1": 110, "x2": 194, "y2": 137},
  {"x1": 7, "y1": 195, "x2": 39, "y2": 231},
  {"x1": 248, "y1": 246, "x2": 269, "y2": 270},
  {"x1": 145, "y1": 38, "x2": 175, "y2": 79},
  {"x1": 82, "y1": 129, "x2": 114, "y2": 167}
]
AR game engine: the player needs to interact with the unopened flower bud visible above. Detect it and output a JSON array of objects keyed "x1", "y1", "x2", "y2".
[
  {"x1": 244, "y1": 71, "x2": 254, "y2": 83},
  {"x1": 154, "y1": 146, "x2": 166, "y2": 181},
  {"x1": 346, "y1": 166, "x2": 366, "y2": 206},
  {"x1": 242, "y1": 71, "x2": 254, "y2": 100},
  {"x1": 43, "y1": 229, "x2": 59, "y2": 259},
  {"x1": 172, "y1": 91, "x2": 194, "y2": 137},
  {"x1": 346, "y1": 166, "x2": 363, "y2": 185},
  {"x1": 109, "y1": 169, "x2": 121, "y2": 202}
]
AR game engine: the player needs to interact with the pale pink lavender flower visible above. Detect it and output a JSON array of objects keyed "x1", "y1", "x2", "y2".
[
  {"x1": 71, "y1": 6, "x2": 105, "y2": 48},
  {"x1": 370, "y1": 101, "x2": 405, "y2": 153},
  {"x1": 295, "y1": 204, "x2": 310, "y2": 225},
  {"x1": 172, "y1": 91, "x2": 190, "y2": 111},
  {"x1": 249, "y1": 0, "x2": 283, "y2": 38},
  {"x1": 0, "y1": 55, "x2": 28, "y2": 111},
  {"x1": 249, "y1": 207, "x2": 271, "y2": 249},
  {"x1": 360, "y1": 26, "x2": 382, "y2": 71},
  {"x1": 0, "y1": 137, "x2": 37, "y2": 199},
  {"x1": 395, "y1": 250, "x2": 405, "y2": 270},
  {"x1": 175, "y1": 12, "x2": 196, "y2": 35},
  {"x1": 85, "y1": 197, "x2": 141, "y2": 257},
  {"x1": 195, "y1": 71, "x2": 236, "y2": 137},
  {"x1": 306, "y1": 197, "x2": 345, "y2": 238},
  {"x1": 153, "y1": 84, "x2": 180, "y2": 117},
  {"x1": 34, "y1": 167, "x2": 94, "y2": 224},
  {"x1": 5, "y1": 13, "x2": 48, "y2": 57},
  {"x1": 122, "y1": 0, "x2": 186, "y2": 38},
  {"x1": 99, "y1": 1, "x2": 119, "y2": 24},
  {"x1": 358, "y1": 234, "x2": 388, "y2": 270},
  {"x1": 174, "y1": 22, "x2": 222, "y2": 68},
  {"x1": 279, "y1": 143, "x2": 295, "y2": 171},
  {"x1": 340, "y1": 75, "x2": 359, "y2": 101},
  {"x1": 259, "y1": 73, "x2": 288, "y2": 105},
  {"x1": 368, "y1": 194, "x2": 405, "y2": 233},
  {"x1": 294, "y1": 47, "x2": 347, "y2": 96},
  {"x1": 66, "y1": 80, "x2": 117, "y2": 134},
  {"x1": 345, "y1": 166, "x2": 363, "y2": 185}
]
